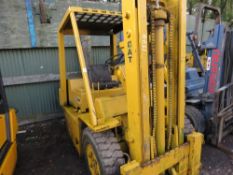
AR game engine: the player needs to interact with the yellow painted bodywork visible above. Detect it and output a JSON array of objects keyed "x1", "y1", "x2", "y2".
[
  {"x1": 0, "y1": 142, "x2": 17, "y2": 175},
  {"x1": 68, "y1": 78, "x2": 125, "y2": 114},
  {"x1": 58, "y1": 7, "x2": 126, "y2": 141},
  {"x1": 63, "y1": 106, "x2": 123, "y2": 154},
  {"x1": 58, "y1": 7, "x2": 122, "y2": 127},
  {"x1": 95, "y1": 95, "x2": 127, "y2": 120},
  {"x1": 0, "y1": 116, "x2": 7, "y2": 148},
  {"x1": 121, "y1": 133, "x2": 202, "y2": 175},
  {"x1": 86, "y1": 144, "x2": 101, "y2": 174},
  {"x1": 58, "y1": 2, "x2": 203, "y2": 175},
  {"x1": 0, "y1": 109, "x2": 18, "y2": 175},
  {"x1": 186, "y1": 53, "x2": 208, "y2": 73}
]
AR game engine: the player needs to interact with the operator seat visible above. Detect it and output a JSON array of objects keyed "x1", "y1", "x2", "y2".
[{"x1": 88, "y1": 64, "x2": 119, "y2": 90}]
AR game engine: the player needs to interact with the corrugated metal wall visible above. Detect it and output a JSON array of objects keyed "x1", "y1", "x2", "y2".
[
  {"x1": 0, "y1": 47, "x2": 110, "y2": 122},
  {"x1": 0, "y1": 48, "x2": 78, "y2": 76}
]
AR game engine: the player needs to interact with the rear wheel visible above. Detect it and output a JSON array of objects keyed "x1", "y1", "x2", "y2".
[
  {"x1": 82, "y1": 128, "x2": 125, "y2": 175},
  {"x1": 185, "y1": 105, "x2": 205, "y2": 133}
]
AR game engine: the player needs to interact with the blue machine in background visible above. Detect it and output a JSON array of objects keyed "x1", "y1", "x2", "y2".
[
  {"x1": 185, "y1": 4, "x2": 233, "y2": 146},
  {"x1": 202, "y1": 24, "x2": 225, "y2": 94},
  {"x1": 186, "y1": 68, "x2": 205, "y2": 98}
]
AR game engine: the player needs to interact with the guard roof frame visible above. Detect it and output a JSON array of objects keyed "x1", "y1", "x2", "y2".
[
  {"x1": 58, "y1": 6, "x2": 123, "y2": 35},
  {"x1": 58, "y1": 6, "x2": 121, "y2": 126}
]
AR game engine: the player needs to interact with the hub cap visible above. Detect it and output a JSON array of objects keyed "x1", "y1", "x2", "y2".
[{"x1": 86, "y1": 144, "x2": 101, "y2": 175}]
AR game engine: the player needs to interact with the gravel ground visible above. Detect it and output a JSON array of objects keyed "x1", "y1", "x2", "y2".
[
  {"x1": 201, "y1": 138, "x2": 233, "y2": 175},
  {"x1": 15, "y1": 119, "x2": 233, "y2": 175}
]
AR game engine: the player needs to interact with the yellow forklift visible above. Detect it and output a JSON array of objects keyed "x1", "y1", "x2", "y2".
[
  {"x1": 0, "y1": 71, "x2": 18, "y2": 175},
  {"x1": 58, "y1": 0, "x2": 203, "y2": 174}
]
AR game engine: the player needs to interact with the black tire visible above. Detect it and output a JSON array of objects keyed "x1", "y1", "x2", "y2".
[
  {"x1": 184, "y1": 116, "x2": 195, "y2": 135},
  {"x1": 82, "y1": 128, "x2": 125, "y2": 175},
  {"x1": 185, "y1": 105, "x2": 205, "y2": 133}
]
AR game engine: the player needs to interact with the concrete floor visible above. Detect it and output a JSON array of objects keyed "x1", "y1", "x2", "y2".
[{"x1": 15, "y1": 119, "x2": 233, "y2": 175}]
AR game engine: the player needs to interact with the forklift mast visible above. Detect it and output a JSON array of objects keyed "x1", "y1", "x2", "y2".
[
  {"x1": 186, "y1": 3, "x2": 230, "y2": 99},
  {"x1": 193, "y1": 3, "x2": 221, "y2": 43},
  {"x1": 188, "y1": 3, "x2": 226, "y2": 94},
  {"x1": 122, "y1": 0, "x2": 187, "y2": 161},
  {"x1": 121, "y1": 1, "x2": 203, "y2": 173}
]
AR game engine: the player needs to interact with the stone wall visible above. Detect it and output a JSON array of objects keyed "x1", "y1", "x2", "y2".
[
  {"x1": 0, "y1": 0, "x2": 30, "y2": 48},
  {"x1": 0, "y1": 0, "x2": 120, "y2": 48}
]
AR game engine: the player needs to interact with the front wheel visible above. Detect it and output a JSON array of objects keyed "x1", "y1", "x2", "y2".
[
  {"x1": 184, "y1": 116, "x2": 195, "y2": 135},
  {"x1": 82, "y1": 128, "x2": 125, "y2": 175},
  {"x1": 185, "y1": 105, "x2": 205, "y2": 133}
]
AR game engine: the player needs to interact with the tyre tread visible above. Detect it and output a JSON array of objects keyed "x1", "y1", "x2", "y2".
[{"x1": 82, "y1": 128, "x2": 125, "y2": 175}]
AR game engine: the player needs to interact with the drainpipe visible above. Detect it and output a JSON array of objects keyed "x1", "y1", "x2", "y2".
[{"x1": 25, "y1": 0, "x2": 37, "y2": 47}]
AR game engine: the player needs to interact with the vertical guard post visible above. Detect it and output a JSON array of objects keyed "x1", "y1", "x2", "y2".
[{"x1": 70, "y1": 12, "x2": 97, "y2": 126}]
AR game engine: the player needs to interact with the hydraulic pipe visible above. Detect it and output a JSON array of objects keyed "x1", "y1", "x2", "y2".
[
  {"x1": 153, "y1": 9, "x2": 167, "y2": 155},
  {"x1": 177, "y1": 0, "x2": 187, "y2": 145},
  {"x1": 154, "y1": 22, "x2": 165, "y2": 155}
]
